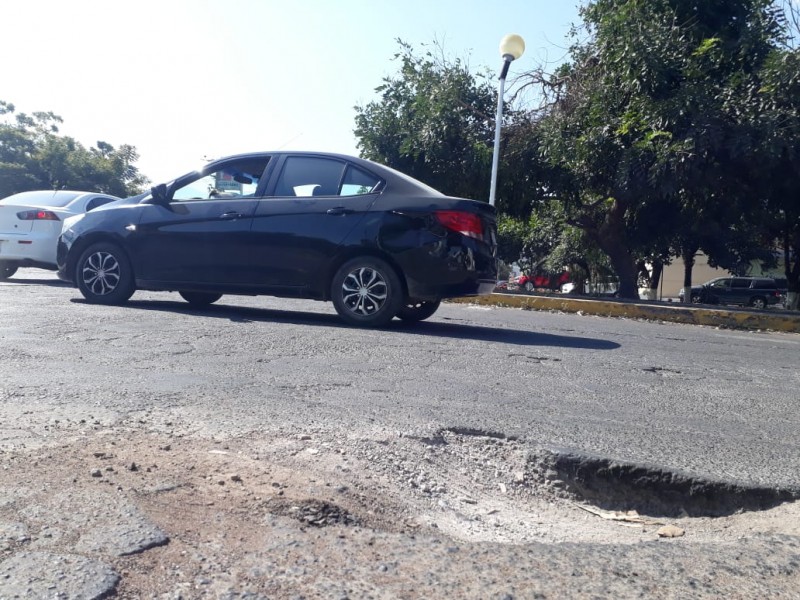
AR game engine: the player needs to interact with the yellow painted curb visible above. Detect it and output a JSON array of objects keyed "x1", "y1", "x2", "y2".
[{"x1": 448, "y1": 294, "x2": 800, "y2": 334}]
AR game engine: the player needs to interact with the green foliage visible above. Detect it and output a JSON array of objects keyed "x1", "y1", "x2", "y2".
[
  {"x1": 352, "y1": 7, "x2": 800, "y2": 305},
  {"x1": 751, "y1": 45, "x2": 800, "y2": 294},
  {"x1": 531, "y1": 0, "x2": 786, "y2": 298},
  {"x1": 354, "y1": 40, "x2": 496, "y2": 201},
  {"x1": 0, "y1": 101, "x2": 148, "y2": 198}
]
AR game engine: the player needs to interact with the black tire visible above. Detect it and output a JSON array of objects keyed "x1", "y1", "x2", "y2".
[
  {"x1": 75, "y1": 242, "x2": 135, "y2": 305},
  {"x1": 331, "y1": 257, "x2": 403, "y2": 327},
  {"x1": 524, "y1": 281, "x2": 535, "y2": 292},
  {"x1": 179, "y1": 291, "x2": 222, "y2": 306},
  {"x1": 749, "y1": 296, "x2": 766, "y2": 310},
  {"x1": 0, "y1": 262, "x2": 18, "y2": 281},
  {"x1": 690, "y1": 294, "x2": 702, "y2": 304},
  {"x1": 397, "y1": 299, "x2": 441, "y2": 322}
]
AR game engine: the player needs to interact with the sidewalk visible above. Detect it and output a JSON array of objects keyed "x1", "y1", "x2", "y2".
[{"x1": 450, "y1": 293, "x2": 800, "y2": 334}]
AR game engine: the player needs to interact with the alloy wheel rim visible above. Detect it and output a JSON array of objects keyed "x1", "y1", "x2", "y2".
[
  {"x1": 82, "y1": 251, "x2": 121, "y2": 296},
  {"x1": 341, "y1": 267, "x2": 388, "y2": 316}
]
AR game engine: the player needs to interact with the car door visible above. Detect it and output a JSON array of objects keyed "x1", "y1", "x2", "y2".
[
  {"x1": 728, "y1": 278, "x2": 752, "y2": 305},
  {"x1": 705, "y1": 278, "x2": 731, "y2": 304},
  {"x1": 249, "y1": 155, "x2": 383, "y2": 289},
  {"x1": 131, "y1": 156, "x2": 272, "y2": 285}
]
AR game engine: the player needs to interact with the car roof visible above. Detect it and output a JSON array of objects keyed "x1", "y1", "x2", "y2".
[
  {"x1": 0, "y1": 190, "x2": 116, "y2": 207},
  {"x1": 204, "y1": 151, "x2": 447, "y2": 199}
]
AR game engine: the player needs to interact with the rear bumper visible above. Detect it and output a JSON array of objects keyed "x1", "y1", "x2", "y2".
[
  {"x1": 0, "y1": 232, "x2": 57, "y2": 266},
  {"x1": 396, "y1": 239, "x2": 497, "y2": 301},
  {"x1": 406, "y1": 277, "x2": 496, "y2": 301}
]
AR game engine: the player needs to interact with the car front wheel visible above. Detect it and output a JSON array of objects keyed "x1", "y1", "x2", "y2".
[
  {"x1": 397, "y1": 299, "x2": 441, "y2": 322},
  {"x1": 749, "y1": 296, "x2": 766, "y2": 310},
  {"x1": 690, "y1": 294, "x2": 702, "y2": 304},
  {"x1": 524, "y1": 281, "x2": 535, "y2": 292},
  {"x1": 331, "y1": 257, "x2": 403, "y2": 327},
  {"x1": 75, "y1": 242, "x2": 135, "y2": 305},
  {"x1": 179, "y1": 291, "x2": 222, "y2": 306},
  {"x1": 0, "y1": 262, "x2": 18, "y2": 281}
]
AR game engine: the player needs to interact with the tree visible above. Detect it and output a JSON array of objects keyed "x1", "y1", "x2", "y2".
[
  {"x1": 529, "y1": 0, "x2": 785, "y2": 298},
  {"x1": 0, "y1": 101, "x2": 147, "y2": 198},
  {"x1": 354, "y1": 41, "x2": 499, "y2": 203},
  {"x1": 754, "y1": 45, "x2": 800, "y2": 308}
]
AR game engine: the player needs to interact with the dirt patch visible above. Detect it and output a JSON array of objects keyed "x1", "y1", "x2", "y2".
[{"x1": 2, "y1": 426, "x2": 800, "y2": 597}]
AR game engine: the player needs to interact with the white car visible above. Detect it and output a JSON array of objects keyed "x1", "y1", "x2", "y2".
[{"x1": 0, "y1": 190, "x2": 121, "y2": 280}]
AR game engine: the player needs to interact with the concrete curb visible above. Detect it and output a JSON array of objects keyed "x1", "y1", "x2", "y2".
[{"x1": 449, "y1": 293, "x2": 800, "y2": 334}]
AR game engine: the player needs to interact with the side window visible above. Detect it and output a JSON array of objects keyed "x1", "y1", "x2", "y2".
[
  {"x1": 85, "y1": 197, "x2": 116, "y2": 211},
  {"x1": 172, "y1": 158, "x2": 270, "y2": 201},
  {"x1": 731, "y1": 278, "x2": 750, "y2": 289},
  {"x1": 340, "y1": 166, "x2": 382, "y2": 196},
  {"x1": 709, "y1": 279, "x2": 730, "y2": 289},
  {"x1": 273, "y1": 157, "x2": 346, "y2": 197}
]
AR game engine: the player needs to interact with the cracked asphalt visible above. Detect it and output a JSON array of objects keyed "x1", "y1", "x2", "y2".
[{"x1": 1, "y1": 269, "x2": 799, "y2": 598}]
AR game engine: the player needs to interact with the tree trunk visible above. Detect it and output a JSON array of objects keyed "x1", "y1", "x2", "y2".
[
  {"x1": 681, "y1": 243, "x2": 699, "y2": 301},
  {"x1": 636, "y1": 260, "x2": 662, "y2": 300},
  {"x1": 648, "y1": 261, "x2": 663, "y2": 300},
  {"x1": 784, "y1": 234, "x2": 800, "y2": 311},
  {"x1": 594, "y1": 199, "x2": 638, "y2": 299},
  {"x1": 595, "y1": 238, "x2": 638, "y2": 298}
]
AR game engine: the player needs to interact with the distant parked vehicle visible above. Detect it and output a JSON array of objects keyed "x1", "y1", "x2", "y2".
[
  {"x1": 494, "y1": 280, "x2": 509, "y2": 291},
  {"x1": 679, "y1": 277, "x2": 785, "y2": 309},
  {"x1": 0, "y1": 190, "x2": 121, "y2": 280},
  {"x1": 515, "y1": 271, "x2": 570, "y2": 293}
]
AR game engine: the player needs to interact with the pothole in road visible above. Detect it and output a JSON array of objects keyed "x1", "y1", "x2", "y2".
[
  {"x1": 529, "y1": 447, "x2": 800, "y2": 517},
  {"x1": 266, "y1": 499, "x2": 360, "y2": 528},
  {"x1": 400, "y1": 429, "x2": 799, "y2": 520}
]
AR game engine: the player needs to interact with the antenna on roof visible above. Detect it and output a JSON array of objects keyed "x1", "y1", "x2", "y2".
[{"x1": 277, "y1": 133, "x2": 303, "y2": 150}]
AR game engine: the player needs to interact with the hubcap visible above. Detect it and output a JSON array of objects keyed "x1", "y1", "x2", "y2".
[
  {"x1": 82, "y1": 251, "x2": 121, "y2": 296},
  {"x1": 341, "y1": 267, "x2": 388, "y2": 315}
]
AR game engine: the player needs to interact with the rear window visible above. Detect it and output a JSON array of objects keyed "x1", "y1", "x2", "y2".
[
  {"x1": 271, "y1": 157, "x2": 382, "y2": 197},
  {"x1": 751, "y1": 278, "x2": 776, "y2": 289},
  {"x1": 0, "y1": 191, "x2": 82, "y2": 207}
]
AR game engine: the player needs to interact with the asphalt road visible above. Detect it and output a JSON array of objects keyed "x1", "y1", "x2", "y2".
[
  {"x1": 2, "y1": 269, "x2": 798, "y2": 490},
  {"x1": 2, "y1": 268, "x2": 800, "y2": 598}
]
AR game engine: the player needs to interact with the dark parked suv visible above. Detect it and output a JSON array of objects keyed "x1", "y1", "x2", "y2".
[{"x1": 680, "y1": 277, "x2": 786, "y2": 309}]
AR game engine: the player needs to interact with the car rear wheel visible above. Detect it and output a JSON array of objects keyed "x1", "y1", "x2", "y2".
[
  {"x1": 397, "y1": 299, "x2": 441, "y2": 322},
  {"x1": 179, "y1": 291, "x2": 222, "y2": 306},
  {"x1": 331, "y1": 257, "x2": 403, "y2": 327},
  {"x1": 524, "y1": 281, "x2": 535, "y2": 292},
  {"x1": 76, "y1": 242, "x2": 135, "y2": 305},
  {"x1": 0, "y1": 262, "x2": 18, "y2": 281},
  {"x1": 749, "y1": 296, "x2": 766, "y2": 310}
]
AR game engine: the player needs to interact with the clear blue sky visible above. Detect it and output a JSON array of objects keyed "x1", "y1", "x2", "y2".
[{"x1": 3, "y1": 0, "x2": 583, "y2": 184}]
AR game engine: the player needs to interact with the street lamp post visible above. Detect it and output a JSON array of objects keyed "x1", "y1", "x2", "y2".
[{"x1": 489, "y1": 34, "x2": 525, "y2": 208}]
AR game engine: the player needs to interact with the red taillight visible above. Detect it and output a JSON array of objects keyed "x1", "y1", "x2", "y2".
[
  {"x1": 17, "y1": 210, "x2": 60, "y2": 221},
  {"x1": 435, "y1": 211, "x2": 484, "y2": 240}
]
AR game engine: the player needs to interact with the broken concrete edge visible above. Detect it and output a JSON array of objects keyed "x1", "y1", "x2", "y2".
[
  {"x1": 529, "y1": 446, "x2": 800, "y2": 518},
  {"x1": 447, "y1": 293, "x2": 800, "y2": 334}
]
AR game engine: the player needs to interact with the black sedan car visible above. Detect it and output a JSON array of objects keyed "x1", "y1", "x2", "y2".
[{"x1": 57, "y1": 152, "x2": 498, "y2": 327}]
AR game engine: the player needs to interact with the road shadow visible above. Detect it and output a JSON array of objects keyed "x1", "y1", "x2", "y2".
[
  {"x1": 1, "y1": 277, "x2": 71, "y2": 288},
  {"x1": 395, "y1": 320, "x2": 620, "y2": 349},
  {"x1": 70, "y1": 298, "x2": 621, "y2": 350}
]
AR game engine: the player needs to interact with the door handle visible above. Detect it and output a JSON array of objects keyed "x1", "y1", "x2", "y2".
[
  {"x1": 219, "y1": 211, "x2": 242, "y2": 220},
  {"x1": 327, "y1": 207, "x2": 354, "y2": 216}
]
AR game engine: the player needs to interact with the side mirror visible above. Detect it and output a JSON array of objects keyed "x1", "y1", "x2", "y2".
[{"x1": 148, "y1": 183, "x2": 169, "y2": 205}]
